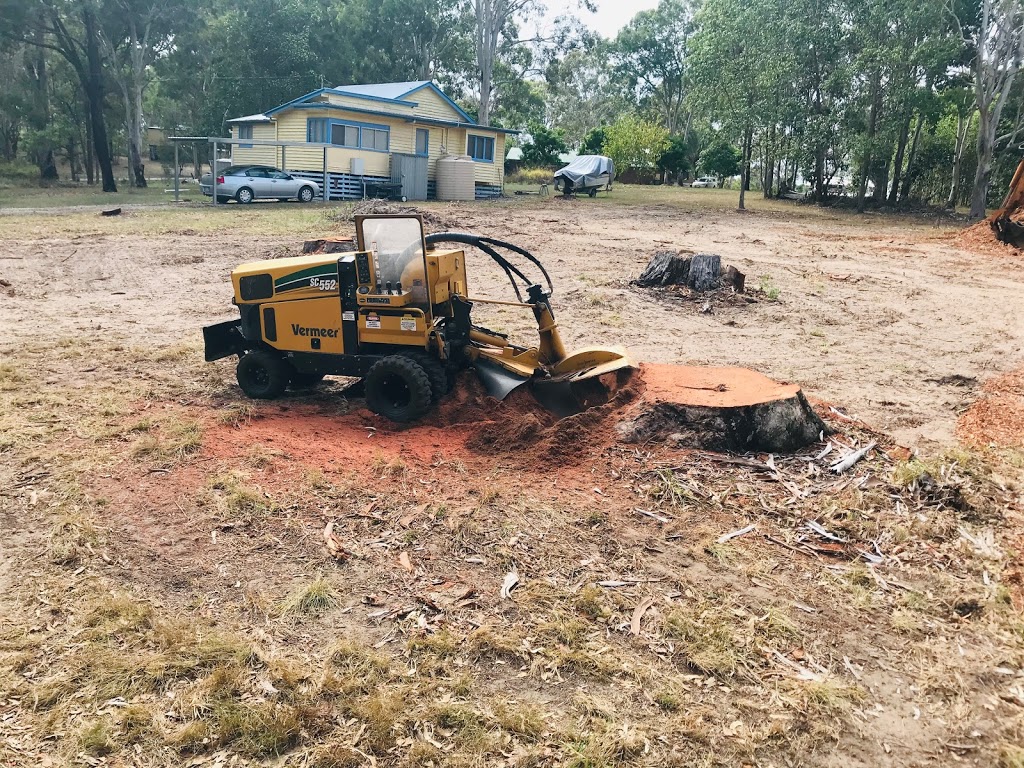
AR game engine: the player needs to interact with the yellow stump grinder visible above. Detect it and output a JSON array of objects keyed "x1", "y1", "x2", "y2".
[{"x1": 203, "y1": 214, "x2": 634, "y2": 421}]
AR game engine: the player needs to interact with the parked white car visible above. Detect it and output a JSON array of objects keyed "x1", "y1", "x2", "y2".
[
  {"x1": 691, "y1": 176, "x2": 719, "y2": 188},
  {"x1": 200, "y1": 165, "x2": 320, "y2": 204}
]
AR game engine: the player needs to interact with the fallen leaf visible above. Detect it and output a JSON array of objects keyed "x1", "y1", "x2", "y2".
[{"x1": 398, "y1": 551, "x2": 414, "y2": 573}]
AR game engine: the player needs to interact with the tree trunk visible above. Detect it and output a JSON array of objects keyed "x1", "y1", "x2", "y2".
[
  {"x1": 969, "y1": 109, "x2": 993, "y2": 219},
  {"x1": 739, "y1": 125, "x2": 753, "y2": 210},
  {"x1": 899, "y1": 113, "x2": 925, "y2": 203},
  {"x1": 26, "y1": 32, "x2": 57, "y2": 181},
  {"x1": 81, "y1": 7, "x2": 116, "y2": 192},
  {"x1": 857, "y1": 70, "x2": 882, "y2": 213},
  {"x1": 84, "y1": 102, "x2": 95, "y2": 185},
  {"x1": 888, "y1": 112, "x2": 912, "y2": 204},
  {"x1": 947, "y1": 111, "x2": 971, "y2": 209}
]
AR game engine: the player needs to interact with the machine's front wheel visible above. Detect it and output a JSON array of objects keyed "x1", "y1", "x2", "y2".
[
  {"x1": 365, "y1": 356, "x2": 433, "y2": 422},
  {"x1": 398, "y1": 350, "x2": 449, "y2": 403},
  {"x1": 236, "y1": 350, "x2": 289, "y2": 399}
]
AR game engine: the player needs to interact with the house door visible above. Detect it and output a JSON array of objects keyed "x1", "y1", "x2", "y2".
[{"x1": 390, "y1": 153, "x2": 428, "y2": 201}]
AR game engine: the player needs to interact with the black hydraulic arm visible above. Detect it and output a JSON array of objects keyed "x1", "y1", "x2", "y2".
[{"x1": 424, "y1": 232, "x2": 553, "y2": 304}]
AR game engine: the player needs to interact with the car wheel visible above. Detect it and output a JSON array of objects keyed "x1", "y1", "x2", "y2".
[
  {"x1": 399, "y1": 195, "x2": 408, "y2": 203},
  {"x1": 235, "y1": 187, "x2": 254, "y2": 204},
  {"x1": 236, "y1": 350, "x2": 289, "y2": 399},
  {"x1": 216, "y1": 196, "x2": 230, "y2": 204},
  {"x1": 365, "y1": 355, "x2": 433, "y2": 422},
  {"x1": 298, "y1": 186, "x2": 314, "y2": 203},
  {"x1": 588, "y1": 188, "x2": 598, "y2": 198}
]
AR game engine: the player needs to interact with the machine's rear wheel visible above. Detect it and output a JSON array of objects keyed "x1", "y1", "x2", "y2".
[
  {"x1": 365, "y1": 356, "x2": 433, "y2": 422},
  {"x1": 236, "y1": 350, "x2": 289, "y2": 399},
  {"x1": 399, "y1": 350, "x2": 449, "y2": 403}
]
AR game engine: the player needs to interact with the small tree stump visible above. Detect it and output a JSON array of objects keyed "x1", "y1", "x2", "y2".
[
  {"x1": 634, "y1": 251, "x2": 744, "y2": 293},
  {"x1": 687, "y1": 253, "x2": 721, "y2": 291}
]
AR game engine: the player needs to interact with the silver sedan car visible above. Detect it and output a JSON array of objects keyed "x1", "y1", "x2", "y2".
[{"x1": 200, "y1": 165, "x2": 321, "y2": 204}]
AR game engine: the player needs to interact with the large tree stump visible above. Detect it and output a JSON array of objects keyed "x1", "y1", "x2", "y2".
[
  {"x1": 634, "y1": 251, "x2": 744, "y2": 292},
  {"x1": 616, "y1": 364, "x2": 826, "y2": 453}
]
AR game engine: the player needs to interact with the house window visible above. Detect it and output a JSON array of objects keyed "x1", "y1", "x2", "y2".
[
  {"x1": 467, "y1": 134, "x2": 494, "y2": 162},
  {"x1": 307, "y1": 118, "x2": 328, "y2": 143},
  {"x1": 331, "y1": 123, "x2": 359, "y2": 148},
  {"x1": 238, "y1": 123, "x2": 253, "y2": 148},
  {"x1": 415, "y1": 128, "x2": 429, "y2": 156},
  {"x1": 363, "y1": 127, "x2": 389, "y2": 151}
]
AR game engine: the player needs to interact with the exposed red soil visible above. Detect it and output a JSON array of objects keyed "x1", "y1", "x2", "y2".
[
  {"x1": 956, "y1": 366, "x2": 1024, "y2": 448},
  {"x1": 205, "y1": 363, "x2": 820, "y2": 474}
]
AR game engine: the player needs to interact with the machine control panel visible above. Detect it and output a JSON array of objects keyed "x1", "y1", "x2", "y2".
[{"x1": 355, "y1": 251, "x2": 372, "y2": 285}]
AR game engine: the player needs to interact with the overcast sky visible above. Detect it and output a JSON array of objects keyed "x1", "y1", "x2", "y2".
[{"x1": 542, "y1": 0, "x2": 661, "y2": 39}]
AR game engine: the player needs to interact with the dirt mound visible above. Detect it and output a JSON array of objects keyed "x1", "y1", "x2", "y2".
[
  {"x1": 956, "y1": 367, "x2": 1024, "y2": 448},
  {"x1": 955, "y1": 218, "x2": 1024, "y2": 255}
]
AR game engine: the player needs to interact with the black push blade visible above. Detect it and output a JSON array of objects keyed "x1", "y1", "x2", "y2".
[{"x1": 474, "y1": 358, "x2": 531, "y2": 400}]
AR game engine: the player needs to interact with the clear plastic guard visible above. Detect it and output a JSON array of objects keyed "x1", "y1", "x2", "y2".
[{"x1": 358, "y1": 217, "x2": 428, "y2": 305}]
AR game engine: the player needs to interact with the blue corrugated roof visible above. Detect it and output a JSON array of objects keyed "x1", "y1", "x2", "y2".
[{"x1": 332, "y1": 81, "x2": 432, "y2": 100}]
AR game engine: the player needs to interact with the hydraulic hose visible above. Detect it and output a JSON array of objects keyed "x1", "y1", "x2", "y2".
[{"x1": 424, "y1": 232, "x2": 553, "y2": 303}]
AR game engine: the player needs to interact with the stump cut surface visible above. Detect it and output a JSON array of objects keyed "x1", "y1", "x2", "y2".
[{"x1": 640, "y1": 363, "x2": 800, "y2": 407}]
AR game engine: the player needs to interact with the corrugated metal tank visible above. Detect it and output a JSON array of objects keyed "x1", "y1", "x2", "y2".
[{"x1": 436, "y1": 154, "x2": 475, "y2": 201}]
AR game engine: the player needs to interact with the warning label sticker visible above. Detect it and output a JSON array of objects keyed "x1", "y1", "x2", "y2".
[
  {"x1": 365, "y1": 314, "x2": 381, "y2": 329},
  {"x1": 400, "y1": 317, "x2": 417, "y2": 331},
  {"x1": 342, "y1": 311, "x2": 355, "y2": 321}
]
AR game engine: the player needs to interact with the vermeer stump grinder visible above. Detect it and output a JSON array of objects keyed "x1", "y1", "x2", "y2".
[{"x1": 203, "y1": 214, "x2": 634, "y2": 421}]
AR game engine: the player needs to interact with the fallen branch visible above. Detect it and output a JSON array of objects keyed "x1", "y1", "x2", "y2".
[{"x1": 830, "y1": 441, "x2": 877, "y2": 473}]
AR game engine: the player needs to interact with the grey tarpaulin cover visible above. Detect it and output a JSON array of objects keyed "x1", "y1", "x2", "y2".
[{"x1": 553, "y1": 155, "x2": 615, "y2": 190}]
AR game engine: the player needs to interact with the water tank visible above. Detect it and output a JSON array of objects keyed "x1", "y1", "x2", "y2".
[{"x1": 436, "y1": 154, "x2": 475, "y2": 201}]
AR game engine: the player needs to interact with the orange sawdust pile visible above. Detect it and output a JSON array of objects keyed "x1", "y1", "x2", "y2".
[
  {"x1": 957, "y1": 367, "x2": 1024, "y2": 448},
  {"x1": 955, "y1": 219, "x2": 1022, "y2": 255}
]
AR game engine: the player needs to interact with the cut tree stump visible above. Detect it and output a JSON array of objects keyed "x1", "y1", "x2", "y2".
[
  {"x1": 634, "y1": 251, "x2": 744, "y2": 292},
  {"x1": 616, "y1": 364, "x2": 826, "y2": 453},
  {"x1": 634, "y1": 250, "x2": 693, "y2": 286},
  {"x1": 688, "y1": 253, "x2": 721, "y2": 291}
]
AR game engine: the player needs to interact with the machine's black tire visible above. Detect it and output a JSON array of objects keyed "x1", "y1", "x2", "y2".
[
  {"x1": 236, "y1": 350, "x2": 289, "y2": 399},
  {"x1": 365, "y1": 356, "x2": 433, "y2": 422},
  {"x1": 398, "y1": 350, "x2": 449, "y2": 403},
  {"x1": 588, "y1": 187, "x2": 598, "y2": 198},
  {"x1": 235, "y1": 186, "x2": 254, "y2": 204},
  {"x1": 289, "y1": 371, "x2": 325, "y2": 389},
  {"x1": 298, "y1": 185, "x2": 315, "y2": 203}
]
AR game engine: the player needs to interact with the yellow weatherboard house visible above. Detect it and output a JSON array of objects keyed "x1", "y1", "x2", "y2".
[{"x1": 227, "y1": 80, "x2": 512, "y2": 200}]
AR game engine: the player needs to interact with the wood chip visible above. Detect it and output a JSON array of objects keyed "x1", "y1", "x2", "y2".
[
  {"x1": 630, "y1": 597, "x2": 654, "y2": 635},
  {"x1": 500, "y1": 569, "x2": 519, "y2": 600},
  {"x1": 717, "y1": 524, "x2": 755, "y2": 544},
  {"x1": 398, "y1": 551, "x2": 414, "y2": 573}
]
